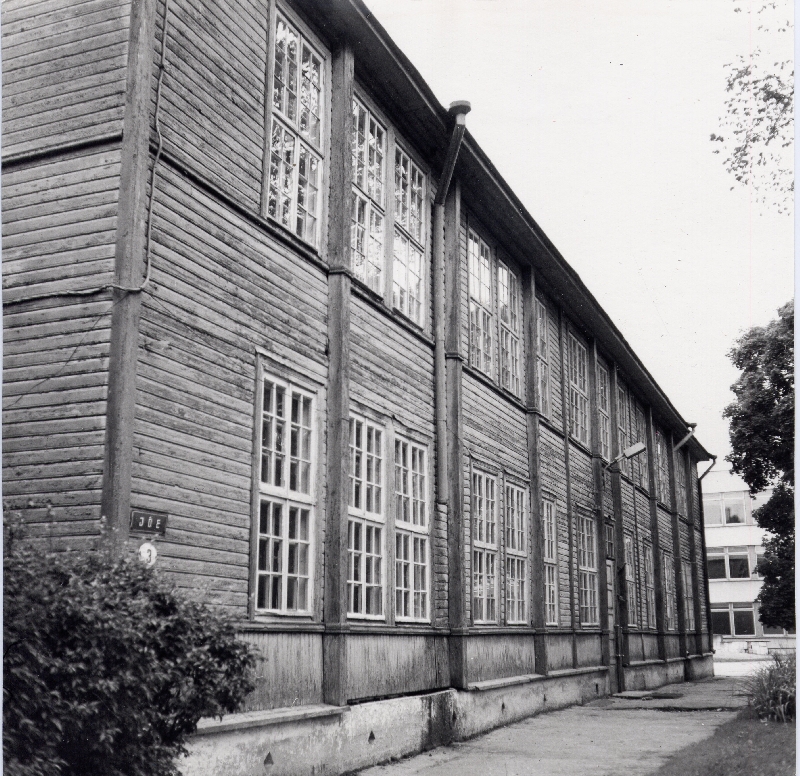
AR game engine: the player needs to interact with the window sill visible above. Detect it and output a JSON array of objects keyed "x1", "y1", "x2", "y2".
[
  {"x1": 193, "y1": 704, "x2": 349, "y2": 736},
  {"x1": 350, "y1": 281, "x2": 434, "y2": 349},
  {"x1": 462, "y1": 363, "x2": 526, "y2": 413}
]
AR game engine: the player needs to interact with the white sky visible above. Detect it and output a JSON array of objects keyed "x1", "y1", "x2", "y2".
[{"x1": 361, "y1": 0, "x2": 794, "y2": 464}]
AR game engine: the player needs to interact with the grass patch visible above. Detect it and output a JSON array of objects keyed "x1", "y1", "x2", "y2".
[{"x1": 653, "y1": 709, "x2": 795, "y2": 776}]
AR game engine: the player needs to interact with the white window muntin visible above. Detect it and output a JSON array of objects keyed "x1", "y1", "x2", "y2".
[
  {"x1": 349, "y1": 415, "x2": 384, "y2": 519},
  {"x1": 268, "y1": 13, "x2": 326, "y2": 247},
  {"x1": 616, "y1": 382, "x2": 631, "y2": 477},
  {"x1": 351, "y1": 97, "x2": 386, "y2": 294},
  {"x1": 662, "y1": 552, "x2": 677, "y2": 630},
  {"x1": 644, "y1": 543, "x2": 656, "y2": 629},
  {"x1": 542, "y1": 498, "x2": 559, "y2": 626},
  {"x1": 472, "y1": 469, "x2": 498, "y2": 623},
  {"x1": 598, "y1": 364, "x2": 611, "y2": 460},
  {"x1": 348, "y1": 517, "x2": 384, "y2": 618},
  {"x1": 578, "y1": 512, "x2": 599, "y2": 625},
  {"x1": 624, "y1": 534, "x2": 638, "y2": 628},
  {"x1": 536, "y1": 298, "x2": 551, "y2": 417},
  {"x1": 394, "y1": 435, "x2": 430, "y2": 622},
  {"x1": 567, "y1": 333, "x2": 589, "y2": 445},
  {"x1": 256, "y1": 373, "x2": 317, "y2": 616},
  {"x1": 505, "y1": 482, "x2": 528, "y2": 624},
  {"x1": 498, "y1": 260, "x2": 521, "y2": 397},
  {"x1": 655, "y1": 428, "x2": 671, "y2": 506},
  {"x1": 682, "y1": 563, "x2": 696, "y2": 631},
  {"x1": 393, "y1": 145, "x2": 426, "y2": 325},
  {"x1": 675, "y1": 449, "x2": 688, "y2": 515},
  {"x1": 468, "y1": 229, "x2": 494, "y2": 377}
]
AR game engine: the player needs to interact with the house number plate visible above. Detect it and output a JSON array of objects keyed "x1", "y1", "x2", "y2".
[{"x1": 130, "y1": 509, "x2": 168, "y2": 536}]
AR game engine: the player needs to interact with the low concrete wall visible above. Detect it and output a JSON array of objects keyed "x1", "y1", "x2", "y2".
[{"x1": 181, "y1": 660, "x2": 703, "y2": 776}]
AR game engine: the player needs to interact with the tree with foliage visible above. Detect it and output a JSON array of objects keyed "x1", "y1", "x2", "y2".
[
  {"x1": 3, "y1": 519, "x2": 256, "y2": 776},
  {"x1": 710, "y1": 1, "x2": 793, "y2": 213},
  {"x1": 723, "y1": 300, "x2": 794, "y2": 631}
]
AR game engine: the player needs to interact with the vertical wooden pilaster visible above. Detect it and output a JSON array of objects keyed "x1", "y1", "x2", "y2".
[
  {"x1": 684, "y1": 453, "x2": 704, "y2": 655},
  {"x1": 645, "y1": 408, "x2": 667, "y2": 661},
  {"x1": 101, "y1": 0, "x2": 157, "y2": 550},
  {"x1": 322, "y1": 44, "x2": 354, "y2": 708},
  {"x1": 522, "y1": 268, "x2": 547, "y2": 675},
  {"x1": 557, "y1": 308, "x2": 577, "y2": 668},
  {"x1": 695, "y1": 467, "x2": 715, "y2": 654},
  {"x1": 588, "y1": 341, "x2": 611, "y2": 672},
  {"x1": 667, "y1": 432, "x2": 689, "y2": 666},
  {"x1": 444, "y1": 182, "x2": 468, "y2": 688}
]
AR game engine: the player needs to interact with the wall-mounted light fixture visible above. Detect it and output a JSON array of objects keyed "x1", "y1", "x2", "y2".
[{"x1": 602, "y1": 441, "x2": 647, "y2": 483}]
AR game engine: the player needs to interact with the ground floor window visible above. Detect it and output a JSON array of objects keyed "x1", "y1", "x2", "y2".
[
  {"x1": 578, "y1": 513, "x2": 599, "y2": 625},
  {"x1": 711, "y1": 603, "x2": 756, "y2": 637}
]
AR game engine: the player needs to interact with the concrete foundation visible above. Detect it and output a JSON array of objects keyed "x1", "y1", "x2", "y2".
[{"x1": 181, "y1": 658, "x2": 712, "y2": 776}]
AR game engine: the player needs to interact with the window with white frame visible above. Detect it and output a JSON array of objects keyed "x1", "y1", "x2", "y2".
[
  {"x1": 267, "y1": 13, "x2": 324, "y2": 246},
  {"x1": 505, "y1": 482, "x2": 527, "y2": 623},
  {"x1": 682, "y1": 562, "x2": 695, "y2": 631},
  {"x1": 578, "y1": 512, "x2": 599, "y2": 625},
  {"x1": 256, "y1": 376, "x2": 315, "y2": 614},
  {"x1": 675, "y1": 449, "x2": 687, "y2": 515},
  {"x1": 706, "y1": 546, "x2": 751, "y2": 579},
  {"x1": 616, "y1": 382, "x2": 631, "y2": 477},
  {"x1": 655, "y1": 428, "x2": 671, "y2": 506},
  {"x1": 347, "y1": 416, "x2": 384, "y2": 617},
  {"x1": 634, "y1": 405, "x2": 649, "y2": 490},
  {"x1": 624, "y1": 534, "x2": 638, "y2": 628},
  {"x1": 662, "y1": 552, "x2": 677, "y2": 630},
  {"x1": 350, "y1": 99, "x2": 386, "y2": 293},
  {"x1": 472, "y1": 470, "x2": 497, "y2": 622},
  {"x1": 711, "y1": 603, "x2": 757, "y2": 637},
  {"x1": 468, "y1": 229, "x2": 494, "y2": 376},
  {"x1": 393, "y1": 148, "x2": 425, "y2": 324},
  {"x1": 702, "y1": 492, "x2": 748, "y2": 525},
  {"x1": 598, "y1": 364, "x2": 611, "y2": 460},
  {"x1": 498, "y1": 261, "x2": 521, "y2": 397},
  {"x1": 395, "y1": 437, "x2": 429, "y2": 621},
  {"x1": 567, "y1": 334, "x2": 589, "y2": 445},
  {"x1": 536, "y1": 299, "x2": 551, "y2": 417},
  {"x1": 542, "y1": 498, "x2": 559, "y2": 625},
  {"x1": 644, "y1": 543, "x2": 656, "y2": 629}
]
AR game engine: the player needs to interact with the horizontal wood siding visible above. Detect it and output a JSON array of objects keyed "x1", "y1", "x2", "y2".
[
  {"x1": 657, "y1": 505, "x2": 672, "y2": 549},
  {"x1": 544, "y1": 296, "x2": 563, "y2": 426},
  {"x1": 694, "y1": 524, "x2": 708, "y2": 631},
  {"x1": 628, "y1": 633, "x2": 644, "y2": 663},
  {"x1": 664, "y1": 634, "x2": 681, "y2": 659},
  {"x1": 345, "y1": 634, "x2": 449, "y2": 701},
  {"x1": 545, "y1": 633, "x2": 573, "y2": 671},
  {"x1": 239, "y1": 631, "x2": 323, "y2": 710},
  {"x1": 575, "y1": 632, "x2": 602, "y2": 667},
  {"x1": 2, "y1": 148, "x2": 121, "y2": 542},
  {"x1": 2, "y1": 0, "x2": 130, "y2": 158},
  {"x1": 465, "y1": 634, "x2": 536, "y2": 683},
  {"x1": 131, "y1": 166, "x2": 328, "y2": 617},
  {"x1": 153, "y1": 0, "x2": 266, "y2": 210},
  {"x1": 642, "y1": 632, "x2": 660, "y2": 660}
]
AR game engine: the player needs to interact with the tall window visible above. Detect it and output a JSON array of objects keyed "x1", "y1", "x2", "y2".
[
  {"x1": 498, "y1": 261, "x2": 521, "y2": 397},
  {"x1": 706, "y1": 546, "x2": 752, "y2": 579},
  {"x1": 567, "y1": 334, "x2": 589, "y2": 445},
  {"x1": 536, "y1": 299, "x2": 550, "y2": 417},
  {"x1": 598, "y1": 365, "x2": 611, "y2": 460},
  {"x1": 616, "y1": 382, "x2": 630, "y2": 477},
  {"x1": 268, "y1": 14, "x2": 324, "y2": 246},
  {"x1": 662, "y1": 552, "x2": 677, "y2": 630},
  {"x1": 644, "y1": 543, "x2": 656, "y2": 629},
  {"x1": 348, "y1": 417, "x2": 384, "y2": 617},
  {"x1": 256, "y1": 376, "x2": 315, "y2": 614},
  {"x1": 634, "y1": 405, "x2": 649, "y2": 490},
  {"x1": 351, "y1": 99, "x2": 385, "y2": 293},
  {"x1": 472, "y1": 470, "x2": 497, "y2": 622},
  {"x1": 624, "y1": 534, "x2": 638, "y2": 628},
  {"x1": 393, "y1": 148, "x2": 425, "y2": 324},
  {"x1": 703, "y1": 492, "x2": 747, "y2": 525},
  {"x1": 542, "y1": 499, "x2": 559, "y2": 625},
  {"x1": 468, "y1": 230, "x2": 493, "y2": 376},
  {"x1": 505, "y1": 483, "x2": 527, "y2": 623},
  {"x1": 578, "y1": 512, "x2": 599, "y2": 625},
  {"x1": 395, "y1": 438, "x2": 429, "y2": 621},
  {"x1": 682, "y1": 563, "x2": 695, "y2": 631},
  {"x1": 655, "y1": 428, "x2": 671, "y2": 506},
  {"x1": 675, "y1": 449, "x2": 687, "y2": 515}
]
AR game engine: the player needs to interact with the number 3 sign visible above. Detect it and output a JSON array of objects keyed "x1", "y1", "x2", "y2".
[{"x1": 138, "y1": 542, "x2": 158, "y2": 567}]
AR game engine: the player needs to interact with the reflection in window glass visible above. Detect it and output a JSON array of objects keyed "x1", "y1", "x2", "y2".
[
  {"x1": 727, "y1": 551, "x2": 750, "y2": 579},
  {"x1": 733, "y1": 606, "x2": 756, "y2": 636},
  {"x1": 703, "y1": 497, "x2": 723, "y2": 524},
  {"x1": 724, "y1": 494, "x2": 746, "y2": 524},
  {"x1": 707, "y1": 557, "x2": 726, "y2": 579},
  {"x1": 710, "y1": 608, "x2": 731, "y2": 636}
]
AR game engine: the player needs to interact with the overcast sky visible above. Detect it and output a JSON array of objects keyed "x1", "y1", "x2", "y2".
[{"x1": 361, "y1": 0, "x2": 794, "y2": 466}]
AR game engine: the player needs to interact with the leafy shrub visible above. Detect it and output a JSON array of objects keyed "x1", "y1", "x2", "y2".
[
  {"x1": 3, "y1": 522, "x2": 255, "y2": 776},
  {"x1": 744, "y1": 653, "x2": 796, "y2": 722}
]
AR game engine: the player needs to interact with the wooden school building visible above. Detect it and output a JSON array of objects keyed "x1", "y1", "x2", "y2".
[{"x1": 2, "y1": 0, "x2": 715, "y2": 772}]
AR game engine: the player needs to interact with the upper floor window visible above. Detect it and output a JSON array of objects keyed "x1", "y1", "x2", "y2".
[
  {"x1": 682, "y1": 563, "x2": 696, "y2": 631},
  {"x1": 706, "y1": 546, "x2": 752, "y2": 579},
  {"x1": 675, "y1": 448, "x2": 687, "y2": 515},
  {"x1": 504, "y1": 482, "x2": 527, "y2": 623},
  {"x1": 393, "y1": 148, "x2": 425, "y2": 324},
  {"x1": 624, "y1": 534, "x2": 638, "y2": 628},
  {"x1": 643, "y1": 543, "x2": 656, "y2": 629},
  {"x1": 634, "y1": 405, "x2": 649, "y2": 490},
  {"x1": 351, "y1": 99, "x2": 386, "y2": 293},
  {"x1": 597, "y1": 364, "x2": 611, "y2": 460},
  {"x1": 468, "y1": 229, "x2": 494, "y2": 376},
  {"x1": 654, "y1": 428, "x2": 671, "y2": 506},
  {"x1": 616, "y1": 382, "x2": 631, "y2": 477},
  {"x1": 543, "y1": 499, "x2": 559, "y2": 625},
  {"x1": 498, "y1": 262, "x2": 521, "y2": 397},
  {"x1": 662, "y1": 552, "x2": 677, "y2": 630},
  {"x1": 255, "y1": 375, "x2": 316, "y2": 615},
  {"x1": 577, "y1": 512, "x2": 599, "y2": 625},
  {"x1": 268, "y1": 13, "x2": 325, "y2": 246},
  {"x1": 567, "y1": 333, "x2": 589, "y2": 445},
  {"x1": 472, "y1": 469, "x2": 497, "y2": 623},
  {"x1": 703, "y1": 492, "x2": 748, "y2": 525},
  {"x1": 536, "y1": 299, "x2": 551, "y2": 417}
]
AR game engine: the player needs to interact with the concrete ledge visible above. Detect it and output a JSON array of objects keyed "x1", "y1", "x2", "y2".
[
  {"x1": 194, "y1": 704, "x2": 350, "y2": 736},
  {"x1": 545, "y1": 665, "x2": 607, "y2": 678},
  {"x1": 627, "y1": 659, "x2": 663, "y2": 668},
  {"x1": 467, "y1": 674, "x2": 542, "y2": 691}
]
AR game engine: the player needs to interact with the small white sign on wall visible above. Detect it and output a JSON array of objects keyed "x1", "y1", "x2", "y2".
[{"x1": 138, "y1": 542, "x2": 158, "y2": 567}]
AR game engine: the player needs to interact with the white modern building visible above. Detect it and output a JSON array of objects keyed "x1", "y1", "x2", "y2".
[{"x1": 703, "y1": 468, "x2": 795, "y2": 655}]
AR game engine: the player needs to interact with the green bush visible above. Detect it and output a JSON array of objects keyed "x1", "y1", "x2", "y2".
[
  {"x1": 745, "y1": 653, "x2": 796, "y2": 722},
  {"x1": 3, "y1": 522, "x2": 255, "y2": 776}
]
